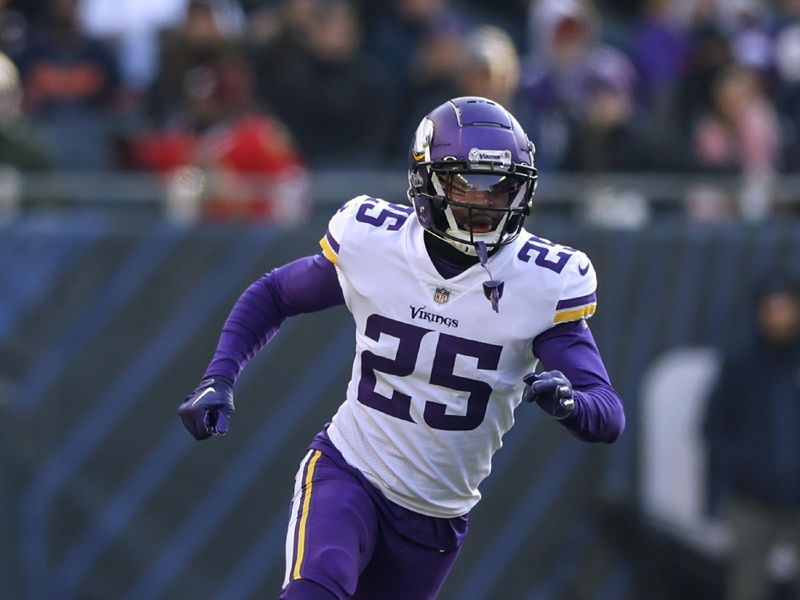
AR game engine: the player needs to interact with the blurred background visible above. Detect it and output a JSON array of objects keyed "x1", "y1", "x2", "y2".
[{"x1": 2, "y1": 0, "x2": 800, "y2": 598}]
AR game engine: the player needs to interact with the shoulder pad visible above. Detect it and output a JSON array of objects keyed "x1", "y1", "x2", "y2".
[
  {"x1": 319, "y1": 196, "x2": 367, "y2": 264},
  {"x1": 319, "y1": 196, "x2": 413, "y2": 264}
]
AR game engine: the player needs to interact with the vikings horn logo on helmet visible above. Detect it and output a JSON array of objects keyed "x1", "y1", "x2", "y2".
[{"x1": 412, "y1": 117, "x2": 434, "y2": 162}]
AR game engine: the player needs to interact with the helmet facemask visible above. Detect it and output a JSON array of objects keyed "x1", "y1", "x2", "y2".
[{"x1": 410, "y1": 155, "x2": 537, "y2": 255}]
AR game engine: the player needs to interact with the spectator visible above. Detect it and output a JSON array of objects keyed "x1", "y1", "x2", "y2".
[
  {"x1": 132, "y1": 52, "x2": 309, "y2": 224},
  {"x1": 0, "y1": 50, "x2": 51, "y2": 171},
  {"x1": 519, "y1": 0, "x2": 641, "y2": 171},
  {"x1": 629, "y1": 0, "x2": 689, "y2": 145},
  {"x1": 456, "y1": 25, "x2": 520, "y2": 108},
  {"x1": 454, "y1": 25, "x2": 550, "y2": 168},
  {"x1": 250, "y1": 0, "x2": 326, "y2": 103},
  {"x1": 631, "y1": 0, "x2": 688, "y2": 99},
  {"x1": 17, "y1": 0, "x2": 120, "y2": 169},
  {"x1": 151, "y1": 0, "x2": 243, "y2": 123},
  {"x1": 703, "y1": 272, "x2": 800, "y2": 600},
  {"x1": 675, "y1": 12, "x2": 735, "y2": 137},
  {"x1": 364, "y1": 0, "x2": 456, "y2": 86},
  {"x1": 693, "y1": 65, "x2": 781, "y2": 173},
  {"x1": 256, "y1": 0, "x2": 393, "y2": 166},
  {"x1": 560, "y1": 53, "x2": 655, "y2": 172},
  {"x1": 0, "y1": 49, "x2": 51, "y2": 219},
  {"x1": 691, "y1": 65, "x2": 781, "y2": 219}
]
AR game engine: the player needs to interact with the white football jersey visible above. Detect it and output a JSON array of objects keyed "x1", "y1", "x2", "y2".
[{"x1": 319, "y1": 196, "x2": 597, "y2": 518}]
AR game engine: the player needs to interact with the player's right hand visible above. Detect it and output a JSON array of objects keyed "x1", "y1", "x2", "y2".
[{"x1": 178, "y1": 377, "x2": 235, "y2": 440}]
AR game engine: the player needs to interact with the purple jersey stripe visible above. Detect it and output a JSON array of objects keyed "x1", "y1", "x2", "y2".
[
  {"x1": 556, "y1": 292, "x2": 597, "y2": 311},
  {"x1": 325, "y1": 230, "x2": 340, "y2": 253}
]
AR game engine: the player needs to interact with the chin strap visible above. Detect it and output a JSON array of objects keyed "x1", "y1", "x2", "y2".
[{"x1": 475, "y1": 241, "x2": 504, "y2": 313}]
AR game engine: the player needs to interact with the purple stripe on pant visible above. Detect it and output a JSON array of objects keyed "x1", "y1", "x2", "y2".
[{"x1": 281, "y1": 430, "x2": 468, "y2": 599}]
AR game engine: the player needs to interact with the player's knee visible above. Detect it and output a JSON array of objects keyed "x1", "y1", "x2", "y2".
[{"x1": 280, "y1": 577, "x2": 339, "y2": 600}]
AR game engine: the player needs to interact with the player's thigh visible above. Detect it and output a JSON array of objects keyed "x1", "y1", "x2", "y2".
[
  {"x1": 283, "y1": 450, "x2": 378, "y2": 600},
  {"x1": 353, "y1": 520, "x2": 461, "y2": 600}
]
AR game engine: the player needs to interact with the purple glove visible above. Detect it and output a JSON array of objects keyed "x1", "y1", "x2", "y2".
[
  {"x1": 522, "y1": 370, "x2": 576, "y2": 420},
  {"x1": 178, "y1": 377, "x2": 235, "y2": 440}
]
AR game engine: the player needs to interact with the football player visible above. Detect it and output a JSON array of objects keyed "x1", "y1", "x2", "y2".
[{"x1": 179, "y1": 97, "x2": 625, "y2": 599}]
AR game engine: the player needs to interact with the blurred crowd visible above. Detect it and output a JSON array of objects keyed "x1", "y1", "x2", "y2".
[{"x1": 1, "y1": 0, "x2": 800, "y2": 220}]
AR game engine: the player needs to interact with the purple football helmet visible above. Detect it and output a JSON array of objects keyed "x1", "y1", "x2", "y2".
[{"x1": 407, "y1": 97, "x2": 538, "y2": 255}]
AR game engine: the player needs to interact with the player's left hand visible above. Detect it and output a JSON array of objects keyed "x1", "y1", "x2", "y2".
[
  {"x1": 178, "y1": 377, "x2": 235, "y2": 440},
  {"x1": 522, "y1": 370, "x2": 576, "y2": 420}
]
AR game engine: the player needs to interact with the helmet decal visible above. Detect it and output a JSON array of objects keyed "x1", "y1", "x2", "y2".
[{"x1": 411, "y1": 117, "x2": 434, "y2": 163}]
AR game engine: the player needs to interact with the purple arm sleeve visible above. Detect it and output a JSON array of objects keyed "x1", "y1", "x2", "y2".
[
  {"x1": 204, "y1": 254, "x2": 345, "y2": 383},
  {"x1": 532, "y1": 320, "x2": 625, "y2": 443}
]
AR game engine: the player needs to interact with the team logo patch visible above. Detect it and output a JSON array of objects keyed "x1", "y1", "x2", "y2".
[{"x1": 433, "y1": 287, "x2": 450, "y2": 304}]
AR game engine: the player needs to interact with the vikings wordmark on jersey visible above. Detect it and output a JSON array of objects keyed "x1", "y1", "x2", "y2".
[{"x1": 317, "y1": 195, "x2": 597, "y2": 518}]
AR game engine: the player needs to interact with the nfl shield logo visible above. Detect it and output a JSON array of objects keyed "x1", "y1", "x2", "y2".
[{"x1": 433, "y1": 287, "x2": 450, "y2": 304}]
